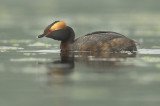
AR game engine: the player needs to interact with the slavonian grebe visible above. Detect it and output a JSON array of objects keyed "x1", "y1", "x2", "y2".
[{"x1": 38, "y1": 21, "x2": 137, "y2": 52}]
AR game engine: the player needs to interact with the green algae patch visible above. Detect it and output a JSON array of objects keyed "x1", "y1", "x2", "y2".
[
  {"x1": 10, "y1": 58, "x2": 52, "y2": 62},
  {"x1": 141, "y1": 56, "x2": 160, "y2": 63},
  {"x1": 0, "y1": 46, "x2": 24, "y2": 52},
  {"x1": 0, "y1": 40, "x2": 31, "y2": 44},
  {"x1": 28, "y1": 42, "x2": 51, "y2": 48}
]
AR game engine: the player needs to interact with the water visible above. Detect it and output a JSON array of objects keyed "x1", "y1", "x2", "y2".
[{"x1": 1, "y1": 0, "x2": 160, "y2": 106}]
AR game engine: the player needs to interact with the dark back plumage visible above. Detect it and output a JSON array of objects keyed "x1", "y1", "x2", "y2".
[{"x1": 72, "y1": 31, "x2": 136, "y2": 52}]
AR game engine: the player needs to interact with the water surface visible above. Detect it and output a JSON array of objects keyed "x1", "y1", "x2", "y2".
[{"x1": 1, "y1": 0, "x2": 160, "y2": 106}]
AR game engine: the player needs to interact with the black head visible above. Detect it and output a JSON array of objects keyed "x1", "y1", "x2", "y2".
[{"x1": 38, "y1": 21, "x2": 70, "y2": 42}]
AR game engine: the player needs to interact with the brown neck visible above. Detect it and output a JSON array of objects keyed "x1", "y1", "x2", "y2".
[{"x1": 60, "y1": 26, "x2": 75, "y2": 51}]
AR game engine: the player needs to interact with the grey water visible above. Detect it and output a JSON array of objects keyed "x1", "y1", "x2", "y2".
[{"x1": 1, "y1": 0, "x2": 160, "y2": 106}]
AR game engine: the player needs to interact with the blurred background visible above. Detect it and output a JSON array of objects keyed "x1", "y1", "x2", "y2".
[
  {"x1": 1, "y1": 0, "x2": 160, "y2": 40},
  {"x1": 1, "y1": 0, "x2": 160, "y2": 106}
]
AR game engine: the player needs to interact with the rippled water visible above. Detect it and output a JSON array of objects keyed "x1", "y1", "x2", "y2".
[{"x1": 1, "y1": 0, "x2": 160, "y2": 106}]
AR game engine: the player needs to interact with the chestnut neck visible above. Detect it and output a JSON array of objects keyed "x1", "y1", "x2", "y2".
[{"x1": 60, "y1": 26, "x2": 75, "y2": 51}]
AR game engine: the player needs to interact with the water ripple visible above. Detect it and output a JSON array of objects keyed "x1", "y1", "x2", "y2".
[
  {"x1": 18, "y1": 49, "x2": 60, "y2": 53},
  {"x1": 139, "y1": 49, "x2": 160, "y2": 54}
]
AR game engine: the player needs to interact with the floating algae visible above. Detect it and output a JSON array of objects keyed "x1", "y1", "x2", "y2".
[{"x1": 28, "y1": 42, "x2": 51, "y2": 48}]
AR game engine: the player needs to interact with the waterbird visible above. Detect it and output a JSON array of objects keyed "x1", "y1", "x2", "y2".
[{"x1": 38, "y1": 21, "x2": 137, "y2": 52}]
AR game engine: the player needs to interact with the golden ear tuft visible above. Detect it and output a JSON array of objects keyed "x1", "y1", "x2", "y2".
[{"x1": 50, "y1": 21, "x2": 67, "y2": 31}]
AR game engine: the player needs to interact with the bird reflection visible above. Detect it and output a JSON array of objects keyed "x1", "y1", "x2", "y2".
[
  {"x1": 74, "y1": 52, "x2": 136, "y2": 67},
  {"x1": 46, "y1": 52, "x2": 74, "y2": 78},
  {"x1": 38, "y1": 51, "x2": 137, "y2": 86},
  {"x1": 45, "y1": 51, "x2": 136, "y2": 77}
]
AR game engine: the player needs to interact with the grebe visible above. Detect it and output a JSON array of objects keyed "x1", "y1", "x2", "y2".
[{"x1": 38, "y1": 21, "x2": 137, "y2": 52}]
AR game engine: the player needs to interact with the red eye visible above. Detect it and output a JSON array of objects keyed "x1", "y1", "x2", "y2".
[
  {"x1": 46, "y1": 30, "x2": 52, "y2": 35},
  {"x1": 49, "y1": 30, "x2": 52, "y2": 33}
]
